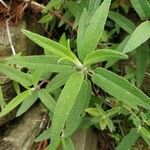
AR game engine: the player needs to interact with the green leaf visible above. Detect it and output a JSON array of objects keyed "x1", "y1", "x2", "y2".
[
  {"x1": 77, "y1": 8, "x2": 88, "y2": 60},
  {"x1": 116, "y1": 128, "x2": 139, "y2": 150},
  {"x1": 0, "y1": 63, "x2": 32, "y2": 87},
  {"x1": 136, "y1": 43, "x2": 149, "y2": 87},
  {"x1": 7, "y1": 55, "x2": 59, "y2": 64},
  {"x1": 83, "y1": 49, "x2": 128, "y2": 66},
  {"x1": 108, "y1": 11, "x2": 136, "y2": 34},
  {"x1": 105, "y1": 35, "x2": 131, "y2": 68},
  {"x1": 38, "y1": 89, "x2": 56, "y2": 112},
  {"x1": 140, "y1": 127, "x2": 150, "y2": 146},
  {"x1": 50, "y1": 72, "x2": 84, "y2": 150},
  {"x1": 35, "y1": 128, "x2": 51, "y2": 142},
  {"x1": 59, "y1": 33, "x2": 67, "y2": 47},
  {"x1": 85, "y1": 108, "x2": 100, "y2": 116},
  {"x1": 96, "y1": 104, "x2": 115, "y2": 132},
  {"x1": 67, "y1": 1, "x2": 79, "y2": 17},
  {"x1": 46, "y1": 69, "x2": 76, "y2": 93},
  {"x1": 62, "y1": 138, "x2": 75, "y2": 150},
  {"x1": 123, "y1": 21, "x2": 150, "y2": 53},
  {"x1": 88, "y1": 0, "x2": 101, "y2": 19},
  {"x1": 0, "y1": 86, "x2": 6, "y2": 110},
  {"x1": 92, "y1": 68, "x2": 150, "y2": 110},
  {"x1": 0, "y1": 90, "x2": 31, "y2": 117},
  {"x1": 16, "y1": 90, "x2": 38, "y2": 117},
  {"x1": 77, "y1": 0, "x2": 111, "y2": 60},
  {"x1": 131, "y1": 0, "x2": 150, "y2": 20},
  {"x1": 64, "y1": 80, "x2": 91, "y2": 137},
  {"x1": 22, "y1": 30, "x2": 79, "y2": 64},
  {"x1": 106, "y1": 107, "x2": 121, "y2": 118},
  {"x1": 43, "y1": 0, "x2": 61, "y2": 13},
  {"x1": 6, "y1": 55, "x2": 74, "y2": 73}
]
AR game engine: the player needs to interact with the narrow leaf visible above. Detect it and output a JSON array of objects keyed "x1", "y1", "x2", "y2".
[
  {"x1": 108, "y1": 11, "x2": 136, "y2": 34},
  {"x1": 38, "y1": 89, "x2": 56, "y2": 112},
  {"x1": 22, "y1": 30, "x2": 79, "y2": 64},
  {"x1": 77, "y1": 0, "x2": 111, "y2": 60},
  {"x1": 116, "y1": 128, "x2": 139, "y2": 150},
  {"x1": 123, "y1": 21, "x2": 150, "y2": 53},
  {"x1": 64, "y1": 80, "x2": 91, "y2": 137},
  {"x1": 92, "y1": 68, "x2": 150, "y2": 110},
  {"x1": 6, "y1": 55, "x2": 74, "y2": 73},
  {"x1": 0, "y1": 86, "x2": 6, "y2": 109},
  {"x1": 62, "y1": 138, "x2": 75, "y2": 150},
  {"x1": 0, "y1": 63, "x2": 32, "y2": 87},
  {"x1": 0, "y1": 90, "x2": 31, "y2": 117},
  {"x1": 136, "y1": 43, "x2": 149, "y2": 87},
  {"x1": 77, "y1": 8, "x2": 88, "y2": 60},
  {"x1": 16, "y1": 90, "x2": 38, "y2": 117},
  {"x1": 46, "y1": 69, "x2": 76, "y2": 93},
  {"x1": 35, "y1": 128, "x2": 51, "y2": 142},
  {"x1": 50, "y1": 72, "x2": 84, "y2": 150},
  {"x1": 83, "y1": 49, "x2": 128, "y2": 66},
  {"x1": 105, "y1": 35, "x2": 131, "y2": 68},
  {"x1": 131, "y1": 0, "x2": 150, "y2": 20}
]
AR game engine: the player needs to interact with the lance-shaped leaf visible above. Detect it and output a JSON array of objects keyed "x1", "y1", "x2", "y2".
[
  {"x1": 105, "y1": 35, "x2": 131, "y2": 68},
  {"x1": 0, "y1": 86, "x2": 6, "y2": 110},
  {"x1": 136, "y1": 43, "x2": 149, "y2": 87},
  {"x1": 62, "y1": 137, "x2": 75, "y2": 150},
  {"x1": 77, "y1": 0, "x2": 111, "y2": 60},
  {"x1": 49, "y1": 72, "x2": 84, "y2": 150},
  {"x1": 77, "y1": 8, "x2": 88, "y2": 60},
  {"x1": 0, "y1": 63, "x2": 32, "y2": 87},
  {"x1": 131, "y1": 0, "x2": 150, "y2": 20},
  {"x1": 92, "y1": 68, "x2": 150, "y2": 110},
  {"x1": 6, "y1": 55, "x2": 74, "y2": 73},
  {"x1": 123, "y1": 21, "x2": 150, "y2": 53},
  {"x1": 16, "y1": 90, "x2": 38, "y2": 117},
  {"x1": 38, "y1": 89, "x2": 56, "y2": 112},
  {"x1": 35, "y1": 128, "x2": 51, "y2": 142},
  {"x1": 116, "y1": 128, "x2": 139, "y2": 150},
  {"x1": 64, "y1": 80, "x2": 91, "y2": 137},
  {"x1": 0, "y1": 90, "x2": 31, "y2": 117},
  {"x1": 46, "y1": 69, "x2": 76, "y2": 93},
  {"x1": 108, "y1": 11, "x2": 136, "y2": 34},
  {"x1": 22, "y1": 30, "x2": 79, "y2": 64},
  {"x1": 7, "y1": 55, "x2": 59, "y2": 65},
  {"x1": 83, "y1": 49, "x2": 128, "y2": 66}
]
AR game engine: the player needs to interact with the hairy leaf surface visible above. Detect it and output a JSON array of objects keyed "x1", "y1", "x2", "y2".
[
  {"x1": 92, "y1": 68, "x2": 150, "y2": 110},
  {"x1": 16, "y1": 90, "x2": 38, "y2": 117},
  {"x1": 0, "y1": 63, "x2": 32, "y2": 87},
  {"x1": 0, "y1": 90, "x2": 31, "y2": 117},
  {"x1": 64, "y1": 80, "x2": 91, "y2": 137},
  {"x1": 136, "y1": 43, "x2": 149, "y2": 87},
  {"x1": 6, "y1": 55, "x2": 74, "y2": 73},
  {"x1": 83, "y1": 49, "x2": 128, "y2": 66},
  {"x1": 77, "y1": 0, "x2": 111, "y2": 60},
  {"x1": 124, "y1": 21, "x2": 150, "y2": 53},
  {"x1": 50, "y1": 72, "x2": 84, "y2": 149},
  {"x1": 108, "y1": 11, "x2": 136, "y2": 34},
  {"x1": 38, "y1": 89, "x2": 56, "y2": 112},
  {"x1": 22, "y1": 30, "x2": 79, "y2": 64},
  {"x1": 131, "y1": 0, "x2": 150, "y2": 20},
  {"x1": 116, "y1": 128, "x2": 139, "y2": 150},
  {"x1": 46, "y1": 69, "x2": 76, "y2": 93},
  {"x1": 62, "y1": 138, "x2": 75, "y2": 150}
]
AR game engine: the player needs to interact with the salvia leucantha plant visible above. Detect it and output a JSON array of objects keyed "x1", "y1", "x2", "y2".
[{"x1": 0, "y1": 0, "x2": 150, "y2": 149}]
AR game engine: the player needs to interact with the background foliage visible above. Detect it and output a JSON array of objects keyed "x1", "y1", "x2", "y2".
[{"x1": 0, "y1": 0, "x2": 150, "y2": 149}]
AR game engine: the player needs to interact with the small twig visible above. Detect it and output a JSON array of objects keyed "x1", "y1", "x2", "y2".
[
  {"x1": 6, "y1": 17, "x2": 16, "y2": 55},
  {"x1": 0, "y1": 0, "x2": 8, "y2": 8}
]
